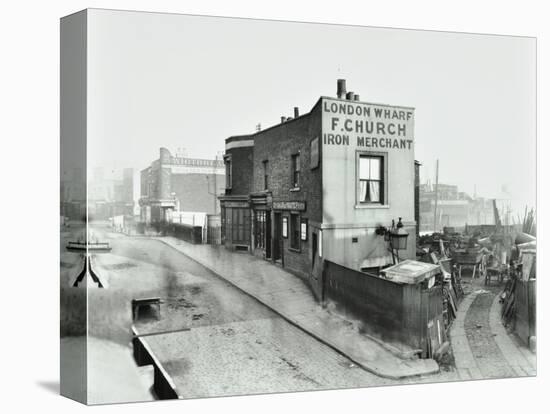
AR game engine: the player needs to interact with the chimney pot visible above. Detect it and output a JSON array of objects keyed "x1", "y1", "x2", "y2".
[
  {"x1": 337, "y1": 79, "x2": 347, "y2": 99},
  {"x1": 294, "y1": 107, "x2": 299, "y2": 118},
  {"x1": 354, "y1": 94, "x2": 360, "y2": 101},
  {"x1": 281, "y1": 116, "x2": 287, "y2": 123}
]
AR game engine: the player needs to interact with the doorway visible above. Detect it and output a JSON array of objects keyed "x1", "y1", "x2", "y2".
[
  {"x1": 273, "y1": 212, "x2": 283, "y2": 263},
  {"x1": 265, "y1": 212, "x2": 272, "y2": 259}
]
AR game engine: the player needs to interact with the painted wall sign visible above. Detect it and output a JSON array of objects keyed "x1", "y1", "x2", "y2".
[
  {"x1": 321, "y1": 98, "x2": 414, "y2": 151},
  {"x1": 273, "y1": 201, "x2": 306, "y2": 211},
  {"x1": 224, "y1": 201, "x2": 249, "y2": 208},
  {"x1": 168, "y1": 165, "x2": 225, "y2": 175}
]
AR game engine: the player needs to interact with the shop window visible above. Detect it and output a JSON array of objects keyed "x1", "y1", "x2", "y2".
[
  {"x1": 290, "y1": 213, "x2": 300, "y2": 250},
  {"x1": 231, "y1": 208, "x2": 250, "y2": 244},
  {"x1": 291, "y1": 153, "x2": 300, "y2": 188},
  {"x1": 358, "y1": 154, "x2": 385, "y2": 204},
  {"x1": 254, "y1": 210, "x2": 266, "y2": 249}
]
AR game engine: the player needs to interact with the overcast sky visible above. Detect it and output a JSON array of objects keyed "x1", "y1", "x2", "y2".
[{"x1": 87, "y1": 9, "x2": 536, "y2": 215}]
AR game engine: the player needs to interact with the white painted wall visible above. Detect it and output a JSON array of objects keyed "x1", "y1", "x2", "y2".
[{"x1": 321, "y1": 97, "x2": 416, "y2": 269}]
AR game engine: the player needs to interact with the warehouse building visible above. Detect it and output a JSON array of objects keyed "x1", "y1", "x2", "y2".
[
  {"x1": 139, "y1": 148, "x2": 225, "y2": 224},
  {"x1": 220, "y1": 80, "x2": 418, "y2": 299}
]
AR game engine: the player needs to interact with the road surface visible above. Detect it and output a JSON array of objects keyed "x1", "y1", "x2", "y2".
[{"x1": 85, "y1": 227, "x2": 444, "y2": 399}]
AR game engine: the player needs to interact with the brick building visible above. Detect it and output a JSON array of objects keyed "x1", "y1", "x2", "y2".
[
  {"x1": 220, "y1": 80, "x2": 418, "y2": 298},
  {"x1": 139, "y1": 148, "x2": 225, "y2": 223}
]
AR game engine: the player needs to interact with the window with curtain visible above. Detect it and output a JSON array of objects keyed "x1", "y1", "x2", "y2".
[{"x1": 359, "y1": 155, "x2": 383, "y2": 204}]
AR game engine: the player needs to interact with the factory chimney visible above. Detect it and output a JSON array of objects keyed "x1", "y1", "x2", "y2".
[{"x1": 337, "y1": 79, "x2": 347, "y2": 99}]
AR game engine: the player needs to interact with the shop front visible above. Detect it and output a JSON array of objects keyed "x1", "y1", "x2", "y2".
[{"x1": 219, "y1": 196, "x2": 251, "y2": 251}]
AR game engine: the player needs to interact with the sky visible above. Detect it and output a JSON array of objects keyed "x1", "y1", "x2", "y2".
[{"x1": 86, "y1": 9, "x2": 536, "y2": 215}]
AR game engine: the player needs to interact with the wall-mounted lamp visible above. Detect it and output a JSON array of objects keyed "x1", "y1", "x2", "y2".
[{"x1": 376, "y1": 217, "x2": 409, "y2": 263}]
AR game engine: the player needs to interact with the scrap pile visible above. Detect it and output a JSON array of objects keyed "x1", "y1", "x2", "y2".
[
  {"x1": 417, "y1": 226, "x2": 517, "y2": 333},
  {"x1": 417, "y1": 236, "x2": 465, "y2": 333}
]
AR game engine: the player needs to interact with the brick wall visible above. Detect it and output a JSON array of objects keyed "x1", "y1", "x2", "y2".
[
  {"x1": 250, "y1": 103, "x2": 323, "y2": 279},
  {"x1": 226, "y1": 145, "x2": 253, "y2": 196},
  {"x1": 252, "y1": 104, "x2": 323, "y2": 222}
]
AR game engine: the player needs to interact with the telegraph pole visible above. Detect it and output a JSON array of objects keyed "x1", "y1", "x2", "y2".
[
  {"x1": 433, "y1": 159, "x2": 439, "y2": 233},
  {"x1": 212, "y1": 154, "x2": 218, "y2": 215}
]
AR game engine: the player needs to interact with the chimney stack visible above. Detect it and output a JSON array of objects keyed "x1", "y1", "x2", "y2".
[
  {"x1": 354, "y1": 94, "x2": 360, "y2": 101},
  {"x1": 346, "y1": 91, "x2": 354, "y2": 100},
  {"x1": 294, "y1": 107, "x2": 300, "y2": 118},
  {"x1": 337, "y1": 79, "x2": 347, "y2": 99}
]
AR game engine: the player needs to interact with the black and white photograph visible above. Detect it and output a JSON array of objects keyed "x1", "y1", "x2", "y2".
[{"x1": 58, "y1": 8, "x2": 538, "y2": 405}]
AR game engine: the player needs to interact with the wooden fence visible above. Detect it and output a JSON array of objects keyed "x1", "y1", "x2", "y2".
[
  {"x1": 324, "y1": 261, "x2": 444, "y2": 357},
  {"x1": 514, "y1": 279, "x2": 536, "y2": 345}
]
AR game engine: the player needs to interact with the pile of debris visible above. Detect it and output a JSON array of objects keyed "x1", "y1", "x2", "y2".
[{"x1": 417, "y1": 204, "x2": 537, "y2": 351}]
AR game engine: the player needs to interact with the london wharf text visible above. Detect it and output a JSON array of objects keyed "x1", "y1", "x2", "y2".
[{"x1": 322, "y1": 101, "x2": 413, "y2": 150}]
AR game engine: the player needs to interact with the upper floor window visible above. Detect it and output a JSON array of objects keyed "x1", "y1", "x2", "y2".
[
  {"x1": 291, "y1": 153, "x2": 300, "y2": 188},
  {"x1": 359, "y1": 155, "x2": 383, "y2": 204},
  {"x1": 263, "y1": 160, "x2": 269, "y2": 190},
  {"x1": 224, "y1": 155, "x2": 232, "y2": 189}
]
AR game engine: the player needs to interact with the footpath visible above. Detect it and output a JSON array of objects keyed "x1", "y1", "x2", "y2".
[
  {"x1": 151, "y1": 236, "x2": 439, "y2": 380},
  {"x1": 449, "y1": 278, "x2": 536, "y2": 380}
]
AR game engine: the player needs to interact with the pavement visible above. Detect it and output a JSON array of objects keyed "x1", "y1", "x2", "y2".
[
  {"x1": 449, "y1": 276, "x2": 536, "y2": 381},
  {"x1": 150, "y1": 236, "x2": 440, "y2": 380}
]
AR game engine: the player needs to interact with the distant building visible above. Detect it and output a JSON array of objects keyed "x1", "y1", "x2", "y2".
[
  {"x1": 139, "y1": 148, "x2": 225, "y2": 224},
  {"x1": 419, "y1": 182, "x2": 494, "y2": 231},
  {"x1": 88, "y1": 167, "x2": 135, "y2": 219},
  {"x1": 61, "y1": 167, "x2": 134, "y2": 220}
]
